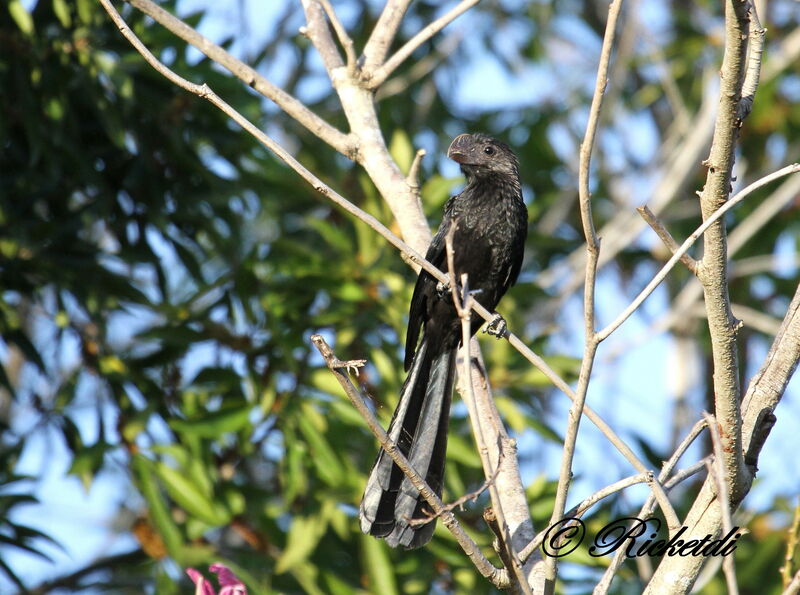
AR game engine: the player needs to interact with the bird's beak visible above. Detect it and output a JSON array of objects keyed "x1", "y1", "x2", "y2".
[{"x1": 448, "y1": 134, "x2": 471, "y2": 164}]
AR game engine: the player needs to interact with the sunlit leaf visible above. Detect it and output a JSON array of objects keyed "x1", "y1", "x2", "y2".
[
  {"x1": 154, "y1": 462, "x2": 230, "y2": 527},
  {"x1": 359, "y1": 533, "x2": 398, "y2": 595},
  {"x1": 275, "y1": 514, "x2": 327, "y2": 574}
]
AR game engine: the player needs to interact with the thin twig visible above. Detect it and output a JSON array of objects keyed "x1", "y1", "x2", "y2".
[
  {"x1": 368, "y1": 0, "x2": 481, "y2": 89},
  {"x1": 318, "y1": 0, "x2": 358, "y2": 73},
  {"x1": 637, "y1": 205, "x2": 699, "y2": 275},
  {"x1": 597, "y1": 163, "x2": 800, "y2": 342},
  {"x1": 664, "y1": 458, "x2": 709, "y2": 490},
  {"x1": 309, "y1": 334, "x2": 509, "y2": 587},
  {"x1": 361, "y1": 0, "x2": 413, "y2": 72},
  {"x1": 703, "y1": 412, "x2": 740, "y2": 595},
  {"x1": 122, "y1": 0, "x2": 354, "y2": 156},
  {"x1": 520, "y1": 472, "x2": 652, "y2": 562},
  {"x1": 546, "y1": 0, "x2": 624, "y2": 587},
  {"x1": 445, "y1": 228, "x2": 534, "y2": 594},
  {"x1": 593, "y1": 418, "x2": 709, "y2": 594},
  {"x1": 781, "y1": 500, "x2": 800, "y2": 590},
  {"x1": 610, "y1": 172, "x2": 800, "y2": 353},
  {"x1": 408, "y1": 458, "x2": 504, "y2": 526}
]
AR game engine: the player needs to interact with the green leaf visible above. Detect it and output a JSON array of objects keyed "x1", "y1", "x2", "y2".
[
  {"x1": 52, "y1": 0, "x2": 71, "y2": 28},
  {"x1": 134, "y1": 455, "x2": 182, "y2": 556},
  {"x1": 308, "y1": 368, "x2": 345, "y2": 397},
  {"x1": 360, "y1": 533, "x2": 398, "y2": 595},
  {"x1": 168, "y1": 406, "x2": 252, "y2": 438},
  {"x1": 494, "y1": 395, "x2": 528, "y2": 433},
  {"x1": 67, "y1": 442, "x2": 112, "y2": 490},
  {"x1": 445, "y1": 434, "x2": 481, "y2": 468},
  {"x1": 275, "y1": 514, "x2": 327, "y2": 574},
  {"x1": 296, "y1": 403, "x2": 344, "y2": 486},
  {"x1": 154, "y1": 462, "x2": 229, "y2": 526},
  {"x1": 8, "y1": 0, "x2": 34, "y2": 35},
  {"x1": 389, "y1": 129, "x2": 414, "y2": 175}
]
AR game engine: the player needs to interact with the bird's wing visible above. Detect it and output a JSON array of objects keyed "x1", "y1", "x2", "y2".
[{"x1": 404, "y1": 196, "x2": 458, "y2": 371}]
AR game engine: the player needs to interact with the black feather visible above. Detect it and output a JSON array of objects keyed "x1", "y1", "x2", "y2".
[{"x1": 359, "y1": 133, "x2": 528, "y2": 548}]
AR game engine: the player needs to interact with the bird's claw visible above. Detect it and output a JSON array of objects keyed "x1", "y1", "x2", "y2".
[
  {"x1": 483, "y1": 313, "x2": 508, "y2": 339},
  {"x1": 436, "y1": 281, "x2": 449, "y2": 299}
]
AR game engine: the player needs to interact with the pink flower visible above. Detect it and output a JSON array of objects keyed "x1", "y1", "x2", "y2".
[{"x1": 187, "y1": 563, "x2": 247, "y2": 595}]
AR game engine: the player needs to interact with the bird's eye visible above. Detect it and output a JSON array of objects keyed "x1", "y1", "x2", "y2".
[{"x1": 483, "y1": 146, "x2": 495, "y2": 155}]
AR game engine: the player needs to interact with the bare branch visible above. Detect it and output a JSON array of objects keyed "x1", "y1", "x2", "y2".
[
  {"x1": 300, "y1": 0, "x2": 345, "y2": 73},
  {"x1": 782, "y1": 502, "x2": 800, "y2": 591},
  {"x1": 737, "y1": 2, "x2": 766, "y2": 122},
  {"x1": 663, "y1": 458, "x2": 709, "y2": 490},
  {"x1": 520, "y1": 472, "x2": 652, "y2": 563},
  {"x1": 690, "y1": 0, "x2": 751, "y2": 506},
  {"x1": 547, "y1": 0, "x2": 624, "y2": 585},
  {"x1": 123, "y1": 0, "x2": 354, "y2": 156},
  {"x1": 361, "y1": 0, "x2": 413, "y2": 72},
  {"x1": 643, "y1": 284, "x2": 800, "y2": 592},
  {"x1": 367, "y1": 0, "x2": 481, "y2": 89},
  {"x1": 408, "y1": 460, "x2": 502, "y2": 526},
  {"x1": 318, "y1": 0, "x2": 358, "y2": 72},
  {"x1": 702, "y1": 413, "x2": 739, "y2": 595},
  {"x1": 445, "y1": 229, "x2": 539, "y2": 594},
  {"x1": 309, "y1": 334, "x2": 509, "y2": 588},
  {"x1": 593, "y1": 419, "x2": 709, "y2": 594},
  {"x1": 597, "y1": 163, "x2": 800, "y2": 342},
  {"x1": 637, "y1": 205, "x2": 699, "y2": 275}
]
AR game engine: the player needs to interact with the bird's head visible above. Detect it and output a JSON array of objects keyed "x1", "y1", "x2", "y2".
[{"x1": 447, "y1": 133, "x2": 519, "y2": 181}]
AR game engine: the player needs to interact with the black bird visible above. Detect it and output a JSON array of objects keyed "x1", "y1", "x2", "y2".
[{"x1": 359, "y1": 133, "x2": 528, "y2": 548}]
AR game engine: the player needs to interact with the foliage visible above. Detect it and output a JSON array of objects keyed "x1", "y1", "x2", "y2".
[{"x1": 0, "y1": 0, "x2": 798, "y2": 593}]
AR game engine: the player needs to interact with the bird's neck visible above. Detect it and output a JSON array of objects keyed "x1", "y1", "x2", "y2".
[{"x1": 465, "y1": 172, "x2": 522, "y2": 200}]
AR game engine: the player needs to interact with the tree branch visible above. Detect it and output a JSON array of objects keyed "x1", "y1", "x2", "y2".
[
  {"x1": 594, "y1": 419, "x2": 709, "y2": 594},
  {"x1": 301, "y1": 0, "x2": 433, "y2": 256},
  {"x1": 597, "y1": 163, "x2": 800, "y2": 342},
  {"x1": 123, "y1": 0, "x2": 354, "y2": 156},
  {"x1": 702, "y1": 412, "x2": 740, "y2": 595},
  {"x1": 367, "y1": 0, "x2": 481, "y2": 89},
  {"x1": 309, "y1": 334, "x2": 510, "y2": 588},
  {"x1": 361, "y1": 0, "x2": 413, "y2": 73},
  {"x1": 643, "y1": 280, "x2": 800, "y2": 592},
  {"x1": 546, "y1": 0, "x2": 624, "y2": 588},
  {"x1": 445, "y1": 230, "x2": 542, "y2": 593},
  {"x1": 637, "y1": 205, "x2": 699, "y2": 275},
  {"x1": 318, "y1": 0, "x2": 358, "y2": 73},
  {"x1": 299, "y1": 0, "x2": 345, "y2": 73},
  {"x1": 692, "y1": 0, "x2": 751, "y2": 506}
]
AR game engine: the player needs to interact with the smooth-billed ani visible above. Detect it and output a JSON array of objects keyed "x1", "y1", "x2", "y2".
[{"x1": 359, "y1": 133, "x2": 528, "y2": 548}]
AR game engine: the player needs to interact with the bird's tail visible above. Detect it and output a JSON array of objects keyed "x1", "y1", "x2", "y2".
[{"x1": 359, "y1": 336, "x2": 455, "y2": 548}]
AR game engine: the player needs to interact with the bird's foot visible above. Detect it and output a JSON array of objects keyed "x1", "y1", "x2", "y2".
[
  {"x1": 435, "y1": 280, "x2": 450, "y2": 299},
  {"x1": 483, "y1": 313, "x2": 508, "y2": 339}
]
